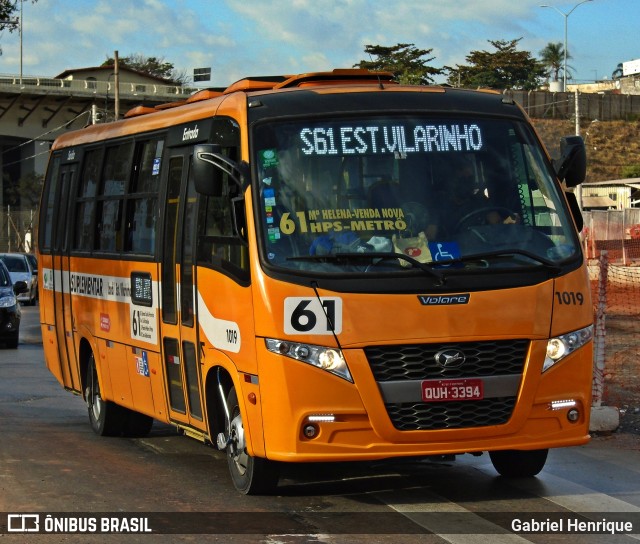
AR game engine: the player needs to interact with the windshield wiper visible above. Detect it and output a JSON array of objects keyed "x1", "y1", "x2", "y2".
[
  {"x1": 433, "y1": 248, "x2": 563, "y2": 274},
  {"x1": 288, "y1": 252, "x2": 445, "y2": 282},
  {"x1": 288, "y1": 248, "x2": 561, "y2": 280}
]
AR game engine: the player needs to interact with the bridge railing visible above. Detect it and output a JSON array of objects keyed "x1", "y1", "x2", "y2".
[{"x1": 0, "y1": 75, "x2": 197, "y2": 100}]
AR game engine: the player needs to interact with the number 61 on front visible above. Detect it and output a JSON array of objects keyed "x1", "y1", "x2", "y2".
[{"x1": 284, "y1": 297, "x2": 343, "y2": 335}]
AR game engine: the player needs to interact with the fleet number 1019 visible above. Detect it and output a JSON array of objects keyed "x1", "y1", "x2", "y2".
[{"x1": 555, "y1": 291, "x2": 584, "y2": 305}]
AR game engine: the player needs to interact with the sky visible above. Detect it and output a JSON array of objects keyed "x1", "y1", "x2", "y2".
[{"x1": 0, "y1": 0, "x2": 637, "y2": 88}]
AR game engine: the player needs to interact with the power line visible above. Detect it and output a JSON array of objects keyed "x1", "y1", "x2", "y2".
[
  {"x1": 2, "y1": 148, "x2": 50, "y2": 168},
  {"x1": 2, "y1": 109, "x2": 92, "y2": 156}
]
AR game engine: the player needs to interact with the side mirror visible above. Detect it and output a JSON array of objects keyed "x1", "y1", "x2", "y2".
[
  {"x1": 13, "y1": 280, "x2": 28, "y2": 295},
  {"x1": 192, "y1": 144, "x2": 247, "y2": 196},
  {"x1": 553, "y1": 136, "x2": 587, "y2": 188},
  {"x1": 192, "y1": 144, "x2": 224, "y2": 197}
]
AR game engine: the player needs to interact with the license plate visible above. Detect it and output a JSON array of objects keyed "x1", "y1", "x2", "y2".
[{"x1": 421, "y1": 378, "x2": 484, "y2": 402}]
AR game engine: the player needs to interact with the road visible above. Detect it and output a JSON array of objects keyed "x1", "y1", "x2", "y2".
[{"x1": 1, "y1": 306, "x2": 640, "y2": 543}]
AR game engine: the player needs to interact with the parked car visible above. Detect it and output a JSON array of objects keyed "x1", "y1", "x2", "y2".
[
  {"x1": 0, "y1": 259, "x2": 25, "y2": 348},
  {"x1": 25, "y1": 252, "x2": 37, "y2": 274},
  {"x1": 0, "y1": 253, "x2": 37, "y2": 305}
]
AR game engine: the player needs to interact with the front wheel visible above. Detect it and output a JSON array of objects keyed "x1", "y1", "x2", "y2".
[
  {"x1": 489, "y1": 449, "x2": 548, "y2": 478},
  {"x1": 225, "y1": 386, "x2": 279, "y2": 495}
]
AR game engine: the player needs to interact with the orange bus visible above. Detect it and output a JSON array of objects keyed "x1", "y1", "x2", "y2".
[{"x1": 38, "y1": 69, "x2": 593, "y2": 494}]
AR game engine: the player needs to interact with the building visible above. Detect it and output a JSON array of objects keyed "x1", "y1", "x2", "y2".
[
  {"x1": 569, "y1": 58, "x2": 640, "y2": 96},
  {"x1": 581, "y1": 178, "x2": 640, "y2": 210}
]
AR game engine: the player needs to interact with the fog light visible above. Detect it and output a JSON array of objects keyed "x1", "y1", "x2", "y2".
[
  {"x1": 308, "y1": 414, "x2": 335, "y2": 423},
  {"x1": 303, "y1": 424, "x2": 318, "y2": 439},
  {"x1": 567, "y1": 408, "x2": 580, "y2": 422},
  {"x1": 549, "y1": 399, "x2": 576, "y2": 410}
]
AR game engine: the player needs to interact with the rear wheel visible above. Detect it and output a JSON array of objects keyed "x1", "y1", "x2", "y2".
[
  {"x1": 85, "y1": 352, "x2": 153, "y2": 437},
  {"x1": 225, "y1": 386, "x2": 279, "y2": 494},
  {"x1": 489, "y1": 449, "x2": 548, "y2": 478},
  {"x1": 86, "y1": 352, "x2": 124, "y2": 436}
]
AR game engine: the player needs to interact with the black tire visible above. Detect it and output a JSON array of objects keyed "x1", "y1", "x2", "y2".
[
  {"x1": 85, "y1": 352, "x2": 154, "y2": 437},
  {"x1": 225, "y1": 386, "x2": 279, "y2": 495},
  {"x1": 122, "y1": 410, "x2": 154, "y2": 437},
  {"x1": 86, "y1": 352, "x2": 125, "y2": 436},
  {"x1": 489, "y1": 449, "x2": 548, "y2": 478},
  {"x1": 6, "y1": 331, "x2": 18, "y2": 349}
]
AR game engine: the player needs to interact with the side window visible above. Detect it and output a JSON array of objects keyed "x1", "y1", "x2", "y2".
[
  {"x1": 162, "y1": 156, "x2": 183, "y2": 324},
  {"x1": 125, "y1": 139, "x2": 163, "y2": 254},
  {"x1": 196, "y1": 119, "x2": 249, "y2": 281},
  {"x1": 40, "y1": 155, "x2": 61, "y2": 251},
  {"x1": 96, "y1": 143, "x2": 130, "y2": 251},
  {"x1": 74, "y1": 148, "x2": 102, "y2": 251}
]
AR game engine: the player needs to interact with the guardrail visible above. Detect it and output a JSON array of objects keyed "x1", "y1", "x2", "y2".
[{"x1": 0, "y1": 75, "x2": 198, "y2": 100}]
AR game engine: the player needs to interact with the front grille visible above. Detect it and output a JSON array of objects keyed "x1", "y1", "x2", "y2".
[
  {"x1": 364, "y1": 340, "x2": 528, "y2": 431},
  {"x1": 386, "y1": 397, "x2": 516, "y2": 430},
  {"x1": 365, "y1": 340, "x2": 528, "y2": 381}
]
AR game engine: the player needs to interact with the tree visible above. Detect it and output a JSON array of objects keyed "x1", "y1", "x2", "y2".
[
  {"x1": 445, "y1": 38, "x2": 546, "y2": 91},
  {"x1": 5, "y1": 172, "x2": 43, "y2": 208},
  {"x1": 355, "y1": 43, "x2": 443, "y2": 85},
  {"x1": 0, "y1": 0, "x2": 23, "y2": 25},
  {"x1": 101, "y1": 53, "x2": 191, "y2": 86},
  {"x1": 0, "y1": 1, "x2": 38, "y2": 55},
  {"x1": 539, "y1": 42, "x2": 572, "y2": 83},
  {"x1": 622, "y1": 165, "x2": 640, "y2": 179},
  {"x1": 612, "y1": 63, "x2": 624, "y2": 80}
]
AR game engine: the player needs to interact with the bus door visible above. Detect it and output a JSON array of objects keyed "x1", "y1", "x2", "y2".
[
  {"x1": 160, "y1": 150, "x2": 206, "y2": 430},
  {"x1": 51, "y1": 161, "x2": 80, "y2": 391}
]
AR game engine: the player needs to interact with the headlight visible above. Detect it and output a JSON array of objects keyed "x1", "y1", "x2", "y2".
[
  {"x1": 543, "y1": 325, "x2": 593, "y2": 372},
  {"x1": 265, "y1": 338, "x2": 352, "y2": 382},
  {"x1": 0, "y1": 295, "x2": 17, "y2": 308}
]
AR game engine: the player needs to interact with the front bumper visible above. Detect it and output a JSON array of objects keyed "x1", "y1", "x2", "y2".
[{"x1": 249, "y1": 339, "x2": 592, "y2": 462}]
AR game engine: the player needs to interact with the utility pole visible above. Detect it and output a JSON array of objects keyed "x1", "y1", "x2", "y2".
[
  {"x1": 19, "y1": 0, "x2": 23, "y2": 86},
  {"x1": 540, "y1": 0, "x2": 594, "y2": 92},
  {"x1": 575, "y1": 90, "x2": 583, "y2": 210},
  {"x1": 114, "y1": 50, "x2": 120, "y2": 120}
]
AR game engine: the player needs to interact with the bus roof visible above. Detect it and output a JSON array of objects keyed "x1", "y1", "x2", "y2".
[{"x1": 49, "y1": 69, "x2": 516, "y2": 151}]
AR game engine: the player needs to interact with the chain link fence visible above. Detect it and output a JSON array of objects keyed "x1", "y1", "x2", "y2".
[
  {"x1": 583, "y1": 209, "x2": 640, "y2": 263},
  {"x1": 583, "y1": 210, "x2": 640, "y2": 407}
]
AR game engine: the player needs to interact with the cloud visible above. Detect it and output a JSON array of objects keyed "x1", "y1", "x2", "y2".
[
  {"x1": 220, "y1": 0, "x2": 546, "y2": 76},
  {"x1": 9, "y1": 0, "x2": 631, "y2": 87}
]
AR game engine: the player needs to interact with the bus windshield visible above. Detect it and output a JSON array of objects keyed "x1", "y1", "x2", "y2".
[{"x1": 253, "y1": 116, "x2": 579, "y2": 275}]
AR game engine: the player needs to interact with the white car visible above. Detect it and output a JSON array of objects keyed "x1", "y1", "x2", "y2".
[{"x1": 0, "y1": 253, "x2": 37, "y2": 306}]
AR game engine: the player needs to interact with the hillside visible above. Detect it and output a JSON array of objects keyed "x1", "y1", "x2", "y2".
[{"x1": 532, "y1": 119, "x2": 640, "y2": 183}]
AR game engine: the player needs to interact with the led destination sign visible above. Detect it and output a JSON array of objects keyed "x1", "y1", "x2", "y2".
[{"x1": 299, "y1": 123, "x2": 483, "y2": 156}]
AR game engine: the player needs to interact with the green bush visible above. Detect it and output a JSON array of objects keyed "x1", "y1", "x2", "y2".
[{"x1": 621, "y1": 165, "x2": 640, "y2": 178}]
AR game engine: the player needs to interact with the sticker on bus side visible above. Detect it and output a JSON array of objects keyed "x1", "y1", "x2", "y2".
[
  {"x1": 197, "y1": 292, "x2": 241, "y2": 353},
  {"x1": 284, "y1": 297, "x2": 342, "y2": 335},
  {"x1": 130, "y1": 306, "x2": 158, "y2": 344}
]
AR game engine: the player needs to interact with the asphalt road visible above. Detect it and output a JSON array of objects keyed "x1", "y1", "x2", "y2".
[{"x1": 2, "y1": 306, "x2": 640, "y2": 543}]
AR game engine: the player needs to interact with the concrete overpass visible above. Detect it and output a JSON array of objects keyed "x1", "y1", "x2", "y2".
[{"x1": 0, "y1": 72, "x2": 195, "y2": 207}]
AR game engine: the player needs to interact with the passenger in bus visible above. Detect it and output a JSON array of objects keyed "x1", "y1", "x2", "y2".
[{"x1": 435, "y1": 158, "x2": 516, "y2": 237}]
